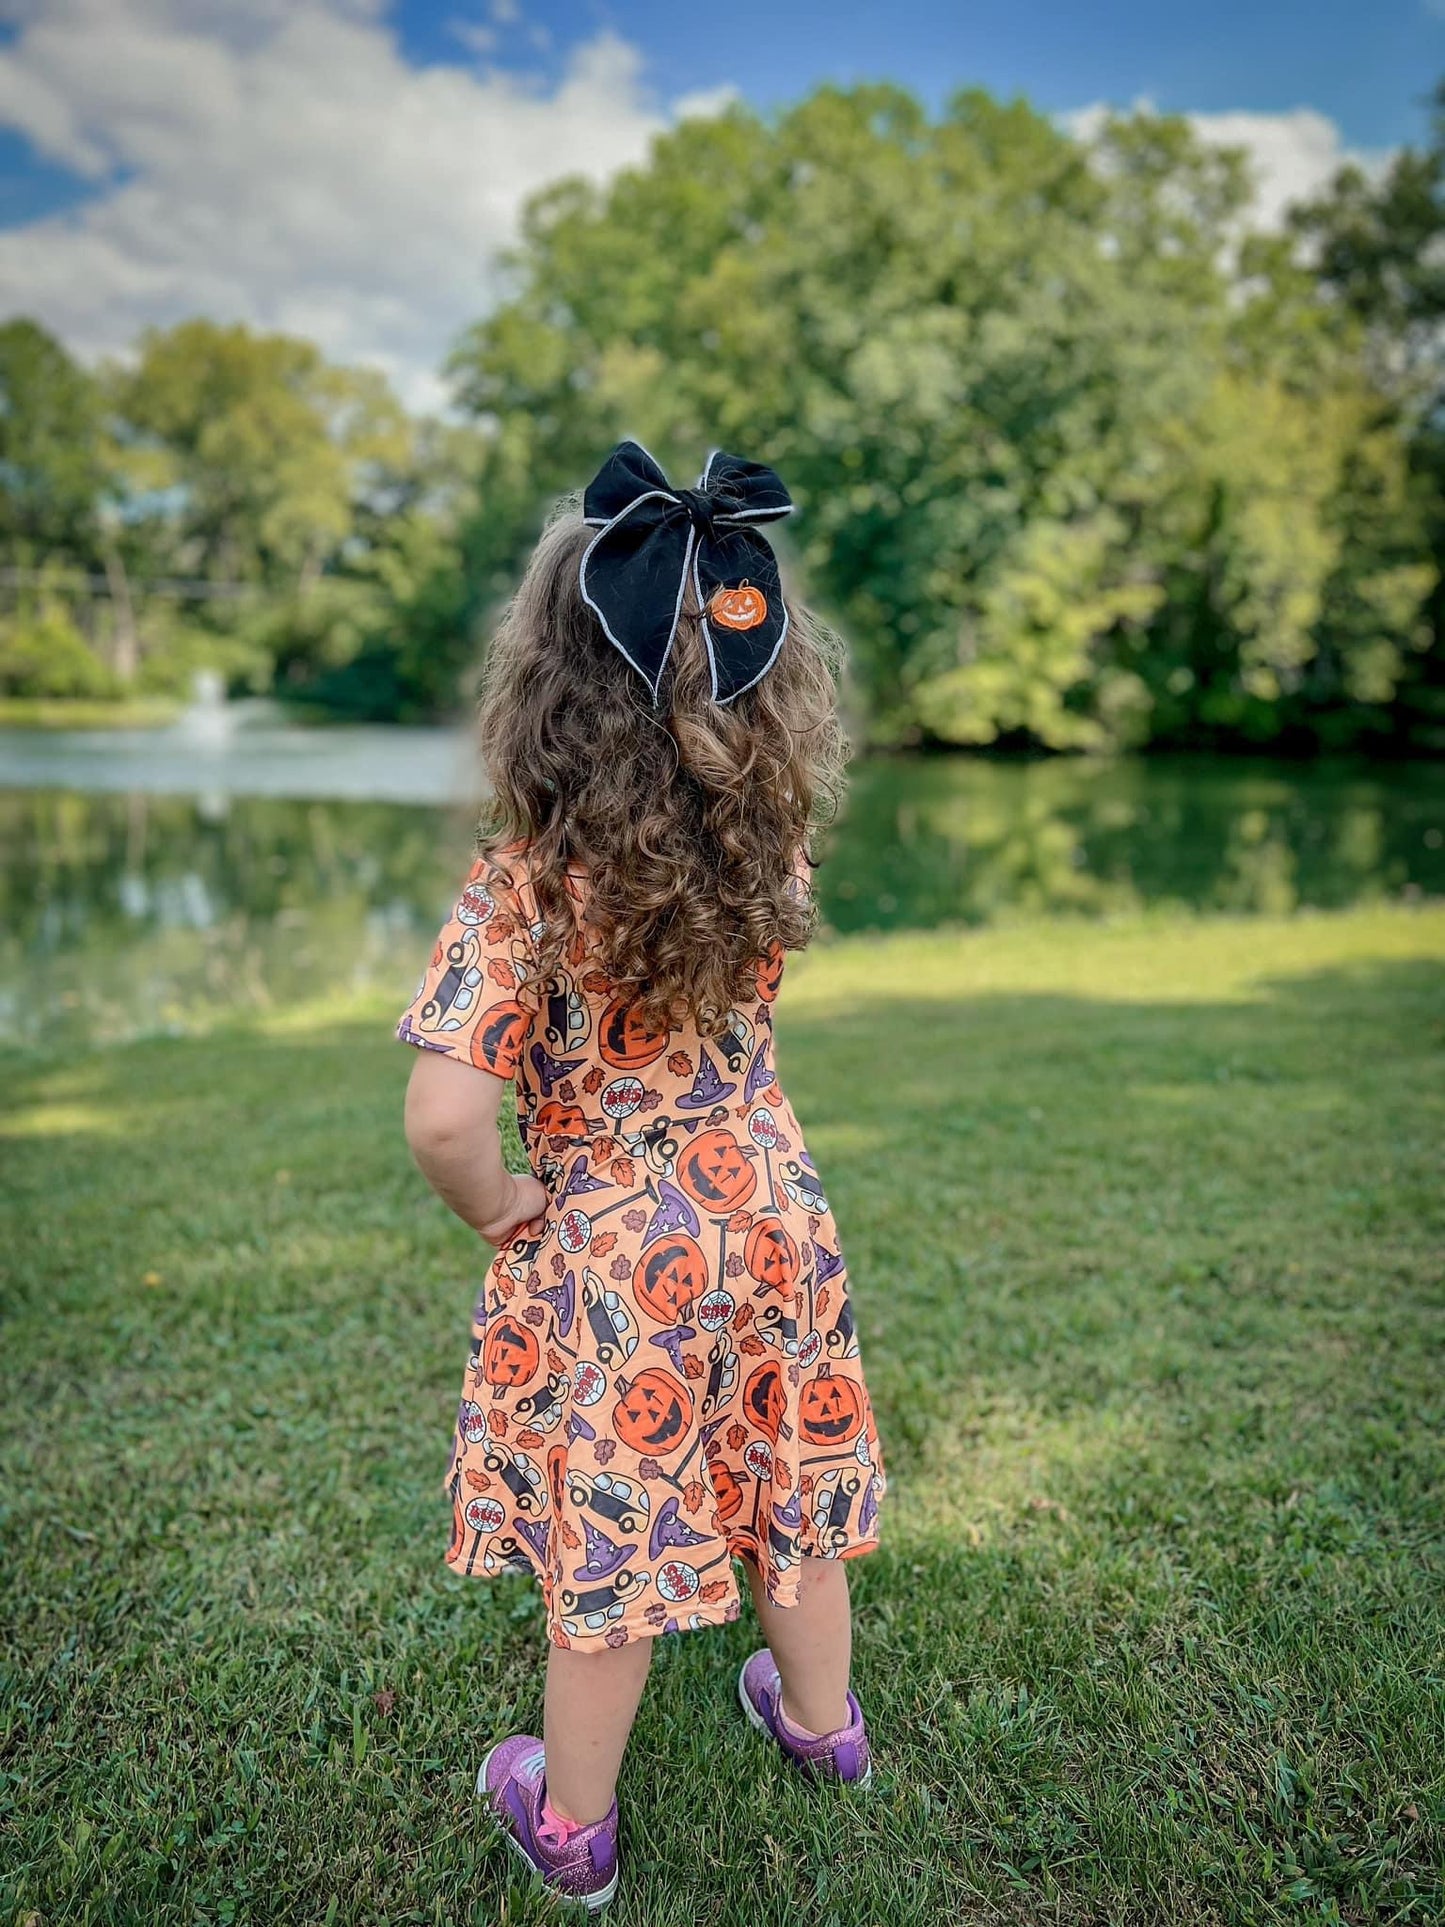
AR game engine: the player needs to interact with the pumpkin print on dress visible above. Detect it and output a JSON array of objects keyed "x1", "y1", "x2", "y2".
[{"x1": 396, "y1": 841, "x2": 885, "y2": 1647}]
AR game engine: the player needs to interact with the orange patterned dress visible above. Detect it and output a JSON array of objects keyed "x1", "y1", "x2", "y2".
[{"x1": 395, "y1": 843, "x2": 885, "y2": 1648}]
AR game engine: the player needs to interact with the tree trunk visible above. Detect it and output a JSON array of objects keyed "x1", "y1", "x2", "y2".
[{"x1": 102, "y1": 539, "x2": 140, "y2": 684}]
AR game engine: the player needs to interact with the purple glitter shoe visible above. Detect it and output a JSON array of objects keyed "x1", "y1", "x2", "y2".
[
  {"x1": 477, "y1": 1735, "x2": 619, "y2": 1911},
  {"x1": 737, "y1": 1649, "x2": 873, "y2": 1786}
]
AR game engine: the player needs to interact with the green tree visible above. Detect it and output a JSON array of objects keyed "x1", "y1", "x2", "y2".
[
  {"x1": 110, "y1": 319, "x2": 410, "y2": 589},
  {"x1": 0, "y1": 319, "x2": 103, "y2": 562}
]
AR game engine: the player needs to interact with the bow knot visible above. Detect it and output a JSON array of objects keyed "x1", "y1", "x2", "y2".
[
  {"x1": 676, "y1": 487, "x2": 722, "y2": 538},
  {"x1": 580, "y1": 440, "x2": 794, "y2": 706}
]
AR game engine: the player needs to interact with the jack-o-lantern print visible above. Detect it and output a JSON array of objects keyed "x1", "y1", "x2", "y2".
[
  {"x1": 483, "y1": 1312, "x2": 540, "y2": 1388},
  {"x1": 398, "y1": 838, "x2": 884, "y2": 1647},
  {"x1": 472, "y1": 1000, "x2": 530, "y2": 1077},
  {"x1": 613, "y1": 1367, "x2": 695, "y2": 1455},
  {"x1": 633, "y1": 1233, "x2": 708, "y2": 1325},
  {"x1": 677, "y1": 1127, "x2": 757, "y2": 1212},
  {"x1": 598, "y1": 995, "x2": 670, "y2": 1070},
  {"x1": 705, "y1": 1451, "x2": 745, "y2": 1522},
  {"x1": 799, "y1": 1367, "x2": 864, "y2": 1446},
  {"x1": 741, "y1": 1358, "x2": 787, "y2": 1442},
  {"x1": 744, "y1": 1215, "x2": 801, "y2": 1295}
]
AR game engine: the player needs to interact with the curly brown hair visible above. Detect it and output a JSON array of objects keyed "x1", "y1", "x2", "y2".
[{"x1": 472, "y1": 497, "x2": 848, "y2": 1038}]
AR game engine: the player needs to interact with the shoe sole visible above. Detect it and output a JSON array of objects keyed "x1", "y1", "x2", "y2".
[
  {"x1": 735, "y1": 1661, "x2": 873, "y2": 1788},
  {"x1": 476, "y1": 1745, "x2": 619, "y2": 1913}
]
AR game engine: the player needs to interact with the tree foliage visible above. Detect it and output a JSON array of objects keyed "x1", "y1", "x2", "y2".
[
  {"x1": 0, "y1": 82, "x2": 1439, "y2": 745},
  {"x1": 448, "y1": 85, "x2": 1438, "y2": 751}
]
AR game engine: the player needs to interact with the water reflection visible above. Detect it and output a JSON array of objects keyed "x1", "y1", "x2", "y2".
[
  {"x1": 2, "y1": 755, "x2": 1441, "y2": 1047},
  {"x1": 831, "y1": 756, "x2": 1445, "y2": 932}
]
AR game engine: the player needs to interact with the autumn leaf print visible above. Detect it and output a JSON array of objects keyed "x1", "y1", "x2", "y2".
[
  {"x1": 682, "y1": 1480, "x2": 706, "y2": 1514},
  {"x1": 637, "y1": 1458, "x2": 661, "y2": 1480},
  {"x1": 622, "y1": 1208, "x2": 647, "y2": 1232},
  {"x1": 610, "y1": 1157, "x2": 636, "y2": 1186},
  {"x1": 700, "y1": 1579, "x2": 731, "y2": 1604},
  {"x1": 582, "y1": 1066, "x2": 605, "y2": 1094},
  {"x1": 815, "y1": 1288, "x2": 831, "y2": 1318},
  {"x1": 559, "y1": 1519, "x2": 581, "y2": 1549},
  {"x1": 486, "y1": 1410, "x2": 508, "y2": 1439},
  {"x1": 724, "y1": 1254, "x2": 745, "y2": 1278},
  {"x1": 726, "y1": 1209, "x2": 753, "y2": 1233},
  {"x1": 464, "y1": 1469, "x2": 492, "y2": 1492},
  {"x1": 739, "y1": 1335, "x2": 765, "y2": 1356},
  {"x1": 638, "y1": 1090, "x2": 662, "y2": 1113},
  {"x1": 546, "y1": 1347, "x2": 567, "y2": 1375},
  {"x1": 487, "y1": 958, "x2": 517, "y2": 989},
  {"x1": 515, "y1": 1428, "x2": 544, "y2": 1448},
  {"x1": 591, "y1": 1232, "x2": 618, "y2": 1259},
  {"x1": 557, "y1": 1078, "x2": 576, "y2": 1102},
  {"x1": 667, "y1": 1051, "x2": 693, "y2": 1077},
  {"x1": 592, "y1": 1439, "x2": 616, "y2": 1465},
  {"x1": 682, "y1": 1354, "x2": 704, "y2": 1379},
  {"x1": 732, "y1": 1303, "x2": 755, "y2": 1331},
  {"x1": 726, "y1": 1423, "x2": 747, "y2": 1452},
  {"x1": 609, "y1": 1256, "x2": 631, "y2": 1281}
]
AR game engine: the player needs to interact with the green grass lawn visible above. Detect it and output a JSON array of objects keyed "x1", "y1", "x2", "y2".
[{"x1": 3, "y1": 905, "x2": 1443, "y2": 1926}]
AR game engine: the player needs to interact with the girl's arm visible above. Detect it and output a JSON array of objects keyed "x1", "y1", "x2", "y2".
[{"x1": 404, "y1": 1051, "x2": 548, "y2": 1247}]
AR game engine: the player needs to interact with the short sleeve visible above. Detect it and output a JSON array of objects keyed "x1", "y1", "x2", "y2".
[{"x1": 395, "y1": 853, "x2": 538, "y2": 1081}]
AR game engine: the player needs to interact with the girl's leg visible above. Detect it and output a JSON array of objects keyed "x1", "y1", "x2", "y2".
[
  {"x1": 743, "y1": 1555, "x2": 853, "y2": 1735},
  {"x1": 542, "y1": 1637, "x2": 653, "y2": 1825}
]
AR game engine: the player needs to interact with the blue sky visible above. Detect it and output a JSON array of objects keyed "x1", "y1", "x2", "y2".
[
  {"x1": 0, "y1": 0, "x2": 1435, "y2": 409},
  {"x1": 391, "y1": 0, "x2": 1438, "y2": 149}
]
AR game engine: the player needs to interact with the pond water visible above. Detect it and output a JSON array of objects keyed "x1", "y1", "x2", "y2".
[{"x1": 2, "y1": 715, "x2": 1442, "y2": 1049}]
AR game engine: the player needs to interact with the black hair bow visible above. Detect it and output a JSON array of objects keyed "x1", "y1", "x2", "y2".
[{"x1": 580, "y1": 440, "x2": 794, "y2": 706}]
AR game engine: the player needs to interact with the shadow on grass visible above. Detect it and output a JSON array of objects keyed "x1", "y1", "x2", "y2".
[{"x1": 2, "y1": 953, "x2": 1442, "y2": 1923}]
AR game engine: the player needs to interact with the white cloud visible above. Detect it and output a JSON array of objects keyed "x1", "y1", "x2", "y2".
[
  {"x1": 1061, "y1": 99, "x2": 1393, "y2": 230},
  {"x1": 0, "y1": 0, "x2": 714, "y2": 410}
]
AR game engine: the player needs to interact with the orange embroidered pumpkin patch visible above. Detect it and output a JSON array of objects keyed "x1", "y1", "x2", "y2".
[{"x1": 709, "y1": 583, "x2": 768, "y2": 631}]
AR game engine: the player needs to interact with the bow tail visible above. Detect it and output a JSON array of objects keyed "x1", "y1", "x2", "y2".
[
  {"x1": 580, "y1": 504, "x2": 696, "y2": 702},
  {"x1": 694, "y1": 528, "x2": 789, "y2": 705}
]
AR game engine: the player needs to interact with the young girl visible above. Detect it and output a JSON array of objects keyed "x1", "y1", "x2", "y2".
[{"x1": 396, "y1": 442, "x2": 885, "y2": 1910}]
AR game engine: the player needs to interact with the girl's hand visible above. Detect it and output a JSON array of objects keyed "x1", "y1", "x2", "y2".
[{"x1": 476, "y1": 1172, "x2": 550, "y2": 1249}]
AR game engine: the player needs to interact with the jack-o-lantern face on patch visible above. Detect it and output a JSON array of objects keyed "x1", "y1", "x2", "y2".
[
  {"x1": 598, "y1": 995, "x2": 670, "y2": 1070},
  {"x1": 471, "y1": 1001, "x2": 529, "y2": 1076},
  {"x1": 483, "y1": 1313, "x2": 540, "y2": 1388},
  {"x1": 799, "y1": 1367, "x2": 864, "y2": 1445},
  {"x1": 633, "y1": 1233, "x2": 708, "y2": 1325},
  {"x1": 613, "y1": 1367, "x2": 694, "y2": 1455},
  {"x1": 755, "y1": 943, "x2": 785, "y2": 1005},
  {"x1": 709, "y1": 583, "x2": 768, "y2": 631},
  {"x1": 677, "y1": 1127, "x2": 757, "y2": 1212},
  {"x1": 744, "y1": 1215, "x2": 800, "y2": 1295},
  {"x1": 742, "y1": 1358, "x2": 786, "y2": 1441},
  {"x1": 707, "y1": 1456, "x2": 744, "y2": 1522}
]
